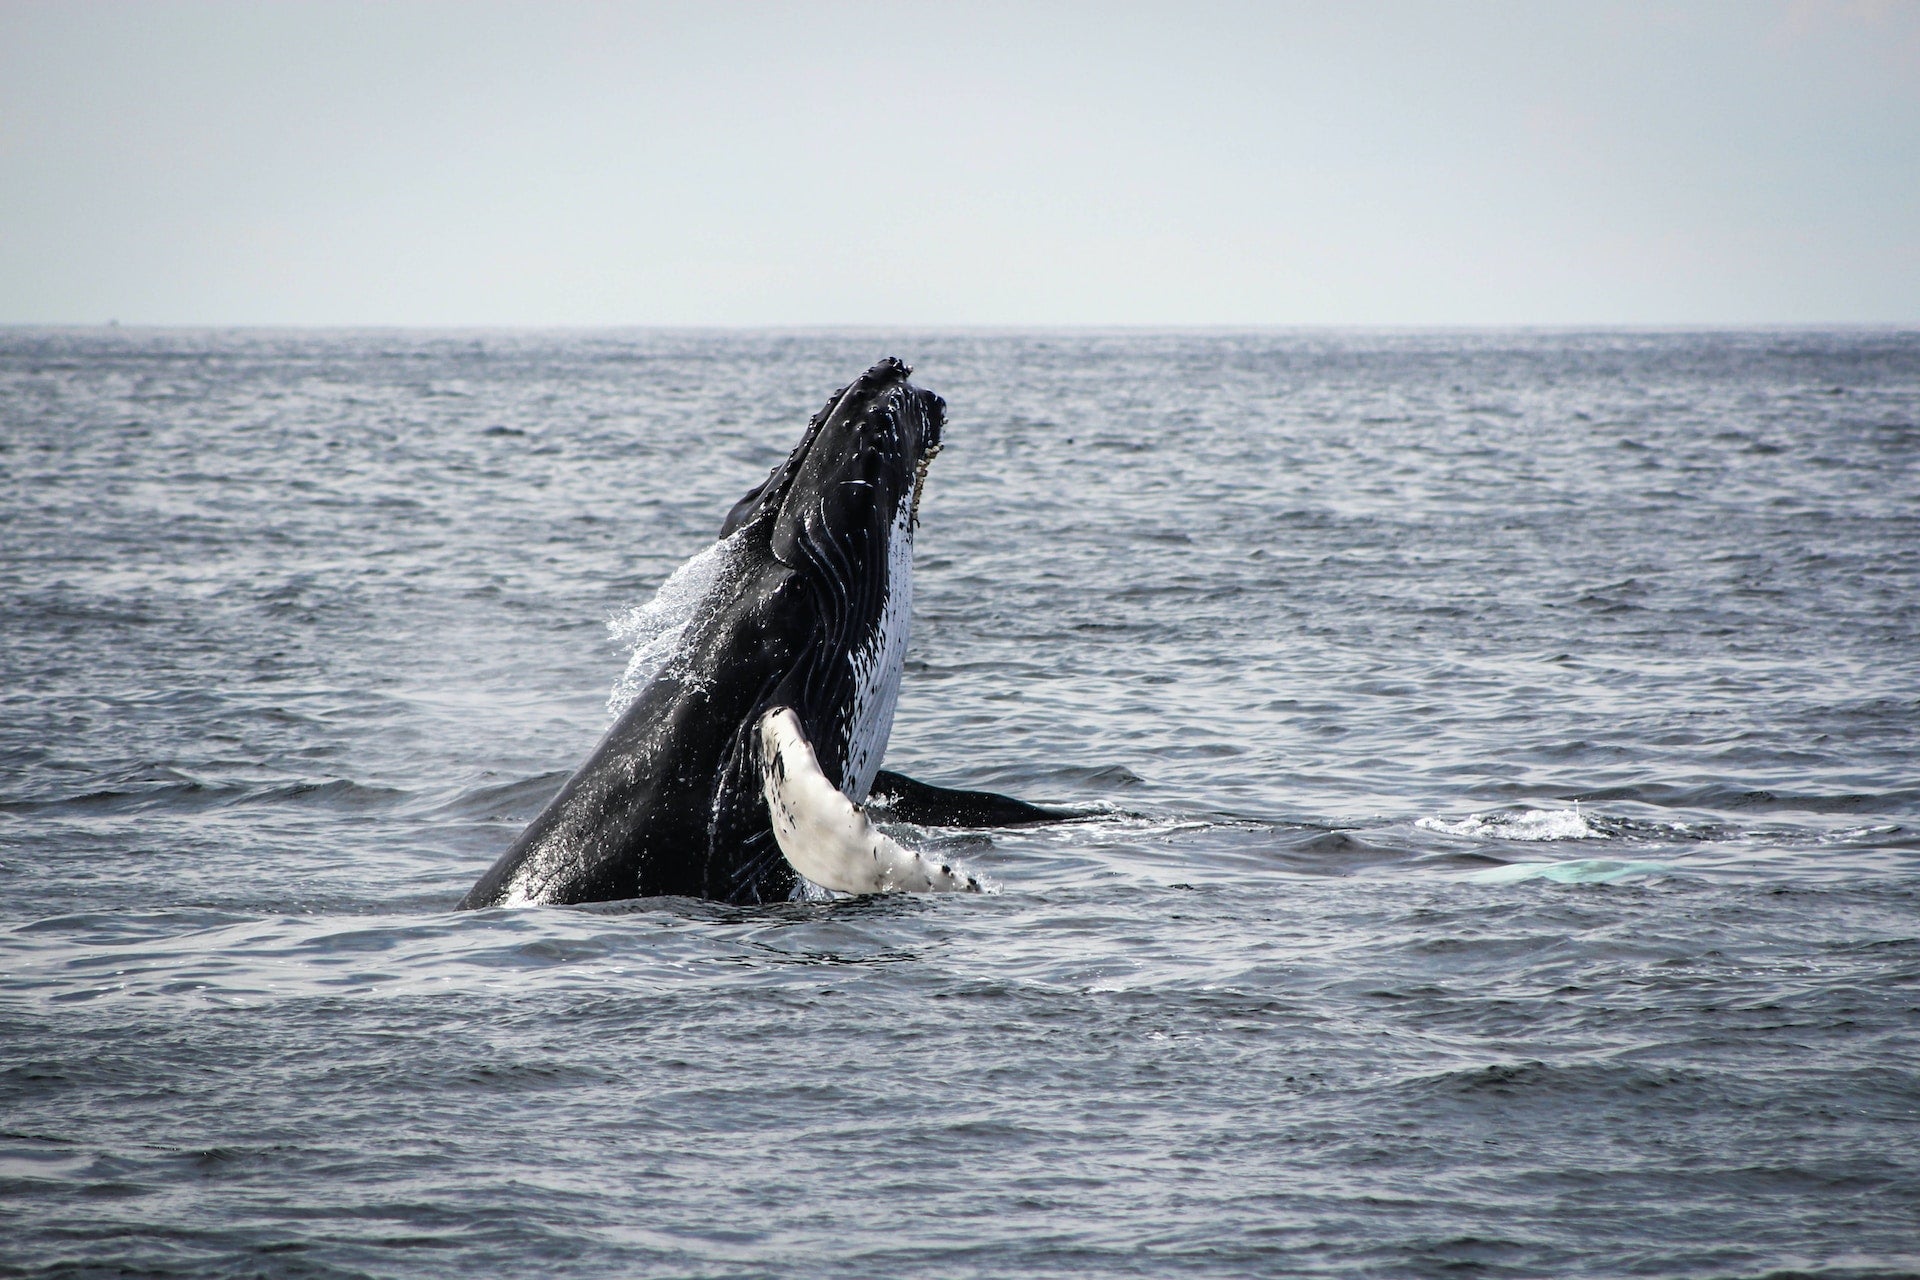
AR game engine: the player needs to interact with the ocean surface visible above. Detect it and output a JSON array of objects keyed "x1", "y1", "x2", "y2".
[{"x1": 2, "y1": 328, "x2": 1917, "y2": 1279}]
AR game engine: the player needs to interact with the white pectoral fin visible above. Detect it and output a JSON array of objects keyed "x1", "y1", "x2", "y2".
[{"x1": 758, "y1": 707, "x2": 980, "y2": 895}]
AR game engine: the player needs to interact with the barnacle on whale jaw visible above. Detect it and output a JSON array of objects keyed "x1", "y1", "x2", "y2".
[{"x1": 909, "y1": 440, "x2": 940, "y2": 529}]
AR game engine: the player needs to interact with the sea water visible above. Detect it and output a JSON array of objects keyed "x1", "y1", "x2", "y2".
[{"x1": 2, "y1": 329, "x2": 1916, "y2": 1277}]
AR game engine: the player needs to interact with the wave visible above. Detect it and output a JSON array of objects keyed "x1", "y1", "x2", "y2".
[
  {"x1": 429, "y1": 771, "x2": 569, "y2": 822},
  {"x1": 1569, "y1": 784, "x2": 1920, "y2": 816},
  {"x1": 1419, "y1": 807, "x2": 1603, "y2": 842},
  {"x1": 0, "y1": 774, "x2": 411, "y2": 817},
  {"x1": 1417, "y1": 805, "x2": 1734, "y2": 845}
]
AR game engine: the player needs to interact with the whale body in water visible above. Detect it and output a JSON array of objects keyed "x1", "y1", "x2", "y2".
[{"x1": 459, "y1": 358, "x2": 1063, "y2": 909}]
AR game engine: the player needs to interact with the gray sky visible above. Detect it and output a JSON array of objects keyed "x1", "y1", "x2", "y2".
[{"x1": 2, "y1": 1, "x2": 1916, "y2": 326}]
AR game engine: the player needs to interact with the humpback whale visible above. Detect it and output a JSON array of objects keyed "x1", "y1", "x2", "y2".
[{"x1": 459, "y1": 358, "x2": 1063, "y2": 909}]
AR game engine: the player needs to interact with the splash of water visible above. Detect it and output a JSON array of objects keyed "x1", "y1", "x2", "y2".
[
  {"x1": 606, "y1": 534, "x2": 746, "y2": 717},
  {"x1": 1417, "y1": 806, "x2": 1602, "y2": 841}
]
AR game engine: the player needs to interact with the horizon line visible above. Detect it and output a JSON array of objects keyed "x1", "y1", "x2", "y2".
[{"x1": 5, "y1": 320, "x2": 1918, "y2": 335}]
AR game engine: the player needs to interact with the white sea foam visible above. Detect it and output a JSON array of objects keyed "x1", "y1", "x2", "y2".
[
  {"x1": 606, "y1": 534, "x2": 745, "y2": 717},
  {"x1": 1417, "y1": 806, "x2": 1602, "y2": 841}
]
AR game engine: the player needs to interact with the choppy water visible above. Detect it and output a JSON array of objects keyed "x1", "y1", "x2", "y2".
[{"x1": 3, "y1": 328, "x2": 1917, "y2": 1278}]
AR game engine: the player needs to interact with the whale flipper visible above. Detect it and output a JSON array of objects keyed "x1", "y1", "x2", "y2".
[
  {"x1": 758, "y1": 708, "x2": 980, "y2": 895},
  {"x1": 866, "y1": 770, "x2": 1081, "y2": 828}
]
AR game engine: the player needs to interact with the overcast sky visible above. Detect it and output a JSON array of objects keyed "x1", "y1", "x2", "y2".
[{"x1": 2, "y1": 1, "x2": 1916, "y2": 326}]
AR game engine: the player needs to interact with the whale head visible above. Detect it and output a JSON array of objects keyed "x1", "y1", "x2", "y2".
[
  {"x1": 718, "y1": 358, "x2": 944, "y2": 810},
  {"x1": 719, "y1": 356, "x2": 944, "y2": 547},
  {"x1": 675, "y1": 357, "x2": 945, "y2": 899}
]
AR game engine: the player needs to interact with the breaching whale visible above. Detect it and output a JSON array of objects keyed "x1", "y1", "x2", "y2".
[{"x1": 459, "y1": 358, "x2": 1064, "y2": 909}]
